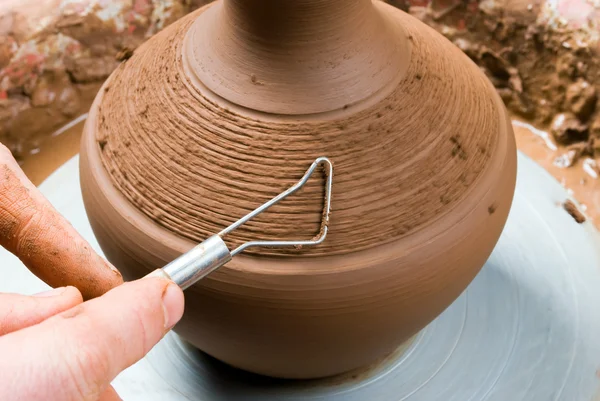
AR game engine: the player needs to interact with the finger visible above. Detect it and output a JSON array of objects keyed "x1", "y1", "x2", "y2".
[
  {"x1": 99, "y1": 386, "x2": 122, "y2": 401},
  {"x1": 0, "y1": 286, "x2": 83, "y2": 335},
  {"x1": 0, "y1": 143, "x2": 123, "y2": 300},
  {"x1": 0, "y1": 277, "x2": 184, "y2": 401}
]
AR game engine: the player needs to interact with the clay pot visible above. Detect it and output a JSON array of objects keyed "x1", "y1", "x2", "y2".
[{"x1": 79, "y1": 0, "x2": 517, "y2": 379}]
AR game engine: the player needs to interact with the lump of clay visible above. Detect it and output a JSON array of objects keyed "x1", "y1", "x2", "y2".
[
  {"x1": 566, "y1": 79, "x2": 597, "y2": 122},
  {"x1": 551, "y1": 112, "x2": 589, "y2": 145},
  {"x1": 80, "y1": 0, "x2": 517, "y2": 379}
]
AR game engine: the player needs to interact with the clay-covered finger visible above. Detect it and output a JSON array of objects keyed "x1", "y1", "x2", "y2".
[
  {"x1": 0, "y1": 286, "x2": 83, "y2": 335},
  {"x1": 0, "y1": 277, "x2": 184, "y2": 400},
  {"x1": 0, "y1": 143, "x2": 123, "y2": 300}
]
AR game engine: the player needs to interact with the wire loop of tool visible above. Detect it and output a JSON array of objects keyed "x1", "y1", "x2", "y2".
[
  {"x1": 222, "y1": 156, "x2": 333, "y2": 256},
  {"x1": 147, "y1": 157, "x2": 333, "y2": 290}
]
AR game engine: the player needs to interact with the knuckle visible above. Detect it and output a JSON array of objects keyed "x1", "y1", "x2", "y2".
[
  {"x1": 13, "y1": 203, "x2": 60, "y2": 258},
  {"x1": 14, "y1": 211, "x2": 42, "y2": 257},
  {"x1": 0, "y1": 174, "x2": 29, "y2": 246},
  {"x1": 0, "y1": 168, "x2": 39, "y2": 249}
]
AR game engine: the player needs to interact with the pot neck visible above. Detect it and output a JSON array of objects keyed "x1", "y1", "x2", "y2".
[
  {"x1": 222, "y1": 0, "x2": 372, "y2": 48},
  {"x1": 184, "y1": 0, "x2": 410, "y2": 115}
]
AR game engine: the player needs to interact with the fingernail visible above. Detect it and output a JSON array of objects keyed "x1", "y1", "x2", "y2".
[
  {"x1": 33, "y1": 287, "x2": 67, "y2": 298},
  {"x1": 162, "y1": 282, "x2": 184, "y2": 330}
]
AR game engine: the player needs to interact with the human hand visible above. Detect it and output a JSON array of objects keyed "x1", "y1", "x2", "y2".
[
  {"x1": 0, "y1": 143, "x2": 185, "y2": 400},
  {"x1": 0, "y1": 278, "x2": 184, "y2": 400}
]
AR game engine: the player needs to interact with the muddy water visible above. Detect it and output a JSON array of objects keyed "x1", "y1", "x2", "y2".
[
  {"x1": 512, "y1": 120, "x2": 600, "y2": 228},
  {"x1": 18, "y1": 118, "x2": 599, "y2": 228},
  {"x1": 19, "y1": 116, "x2": 86, "y2": 186}
]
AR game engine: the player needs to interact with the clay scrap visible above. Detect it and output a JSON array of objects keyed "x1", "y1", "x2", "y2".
[{"x1": 0, "y1": 0, "x2": 211, "y2": 161}]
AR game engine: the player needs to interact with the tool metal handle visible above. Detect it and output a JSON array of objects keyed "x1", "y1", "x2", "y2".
[{"x1": 145, "y1": 235, "x2": 232, "y2": 290}]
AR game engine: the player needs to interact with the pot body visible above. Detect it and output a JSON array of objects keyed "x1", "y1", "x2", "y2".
[{"x1": 80, "y1": 2, "x2": 517, "y2": 379}]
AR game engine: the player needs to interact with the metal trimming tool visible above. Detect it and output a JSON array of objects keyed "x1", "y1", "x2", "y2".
[{"x1": 146, "y1": 157, "x2": 333, "y2": 290}]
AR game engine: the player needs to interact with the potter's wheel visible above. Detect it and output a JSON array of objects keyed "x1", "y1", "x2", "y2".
[{"x1": 2, "y1": 152, "x2": 600, "y2": 400}]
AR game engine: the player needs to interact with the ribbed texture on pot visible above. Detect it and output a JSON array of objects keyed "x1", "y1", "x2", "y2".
[{"x1": 94, "y1": 2, "x2": 500, "y2": 256}]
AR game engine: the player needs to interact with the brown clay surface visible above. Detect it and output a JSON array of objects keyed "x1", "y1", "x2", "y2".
[
  {"x1": 92, "y1": 1, "x2": 511, "y2": 257},
  {"x1": 187, "y1": 0, "x2": 409, "y2": 114},
  {"x1": 20, "y1": 117, "x2": 599, "y2": 229},
  {"x1": 7, "y1": 1, "x2": 600, "y2": 226},
  {"x1": 8, "y1": 0, "x2": 600, "y2": 235},
  {"x1": 80, "y1": 1, "x2": 516, "y2": 379}
]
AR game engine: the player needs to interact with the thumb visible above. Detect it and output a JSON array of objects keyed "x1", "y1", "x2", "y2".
[{"x1": 0, "y1": 277, "x2": 184, "y2": 401}]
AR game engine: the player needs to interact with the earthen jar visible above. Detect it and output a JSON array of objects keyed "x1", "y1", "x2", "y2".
[{"x1": 80, "y1": 0, "x2": 517, "y2": 379}]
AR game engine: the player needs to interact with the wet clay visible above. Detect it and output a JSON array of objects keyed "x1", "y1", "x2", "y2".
[
  {"x1": 187, "y1": 0, "x2": 407, "y2": 114},
  {"x1": 513, "y1": 120, "x2": 600, "y2": 227},
  {"x1": 563, "y1": 199, "x2": 586, "y2": 224},
  {"x1": 80, "y1": 1, "x2": 517, "y2": 378},
  {"x1": 90, "y1": 3, "x2": 507, "y2": 257},
  {"x1": 409, "y1": 0, "x2": 600, "y2": 128},
  {"x1": 0, "y1": 0, "x2": 211, "y2": 161}
]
